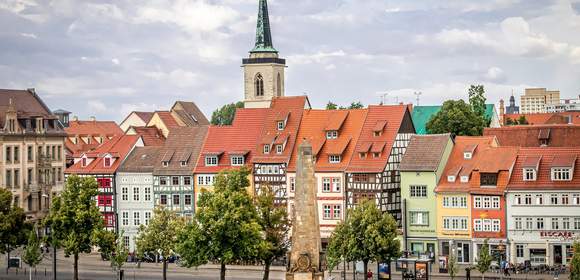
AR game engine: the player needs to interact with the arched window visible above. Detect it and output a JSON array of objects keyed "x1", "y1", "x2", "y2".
[
  {"x1": 255, "y1": 74, "x2": 264, "y2": 97},
  {"x1": 276, "y1": 73, "x2": 282, "y2": 97}
]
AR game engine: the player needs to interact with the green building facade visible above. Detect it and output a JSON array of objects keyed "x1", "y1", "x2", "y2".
[{"x1": 399, "y1": 134, "x2": 454, "y2": 257}]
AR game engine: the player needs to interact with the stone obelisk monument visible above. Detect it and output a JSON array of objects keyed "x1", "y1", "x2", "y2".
[{"x1": 286, "y1": 140, "x2": 324, "y2": 280}]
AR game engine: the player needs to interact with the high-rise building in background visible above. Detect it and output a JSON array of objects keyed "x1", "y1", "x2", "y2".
[{"x1": 520, "y1": 88, "x2": 560, "y2": 114}]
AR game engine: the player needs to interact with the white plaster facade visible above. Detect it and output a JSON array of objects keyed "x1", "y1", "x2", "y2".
[
  {"x1": 287, "y1": 172, "x2": 345, "y2": 240},
  {"x1": 116, "y1": 172, "x2": 155, "y2": 253},
  {"x1": 506, "y1": 190, "x2": 580, "y2": 266}
]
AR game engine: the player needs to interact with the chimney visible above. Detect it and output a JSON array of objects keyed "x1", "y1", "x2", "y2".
[{"x1": 90, "y1": 116, "x2": 96, "y2": 122}]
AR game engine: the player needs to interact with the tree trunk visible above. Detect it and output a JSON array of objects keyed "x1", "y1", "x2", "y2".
[
  {"x1": 262, "y1": 259, "x2": 271, "y2": 280},
  {"x1": 162, "y1": 259, "x2": 167, "y2": 280},
  {"x1": 73, "y1": 253, "x2": 79, "y2": 280},
  {"x1": 220, "y1": 261, "x2": 226, "y2": 280},
  {"x1": 363, "y1": 260, "x2": 368, "y2": 280},
  {"x1": 29, "y1": 265, "x2": 32, "y2": 280},
  {"x1": 352, "y1": 261, "x2": 355, "y2": 280}
]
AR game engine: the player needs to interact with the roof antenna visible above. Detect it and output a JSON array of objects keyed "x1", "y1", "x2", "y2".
[{"x1": 414, "y1": 91, "x2": 422, "y2": 106}]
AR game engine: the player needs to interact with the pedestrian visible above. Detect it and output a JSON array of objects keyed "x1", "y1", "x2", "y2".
[
  {"x1": 366, "y1": 269, "x2": 373, "y2": 279},
  {"x1": 554, "y1": 267, "x2": 560, "y2": 280},
  {"x1": 465, "y1": 267, "x2": 471, "y2": 280},
  {"x1": 504, "y1": 262, "x2": 510, "y2": 276}
]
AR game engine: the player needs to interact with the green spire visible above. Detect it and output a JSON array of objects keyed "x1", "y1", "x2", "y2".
[{"x1": 251, "y1": 0, "x2": 277, "y2": 53}]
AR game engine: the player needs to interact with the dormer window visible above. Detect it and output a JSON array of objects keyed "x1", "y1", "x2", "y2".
[
  {"x1": 372, "y1": 152, "x2": 380, "y2": 158},
  {"x1": 463, "y1": 152, "x2": 472, "y2": 159},
  {"x1": 205, "y1": 156, "x2": 218, "y2": 166},
  {"x1": 104, "y1": 157, "x2": 111, "y2": 167},
  {"x1": 326, "y1": 131, "x2": 338, "y2": 139},
  {"x1": 552, "y1": 168, "x2": 572, "y2": 181},
  {"x1": 460, "y1": 176, "x2": 469, "y2": 183},
  {"x1": 447, "y1": 176, "x2": 456, "y2": 182},
  {"x1": 374, "y1": 131, "x2": 382, "y2": 137},
  {"x1": 264, "y1": 145, "x2": 270, "y2": 154},
  {"x1": 277, "y1": 121, "x2": 285, "y2": 130},
  {"x1": 523, "y1": 168, "x2": 537, "y2": 181},
  {"x1": 162, "y1": 161, "x2": 169, "y2": 167},
  {"x1": 231, "y1": 156, "x2": 244, "y2": 166},
  {"x1": 276, "y1": 145, "x2": 283, "y2": 154},
  {"x1": 82, "y1": 157, "x2": 87, "y2": 167},
  {"x1": 180, "y1": 161, "x2": 187, "y2": 167},
  {"x1": 359, "y1": 152, "x2": 367, "y2": 159},
  {"x1": 329, "y1": 155, "x2": 341, "y2": 163},
  {"x1": 480, "y1": 173, "x2": 498, "y2": 186}
]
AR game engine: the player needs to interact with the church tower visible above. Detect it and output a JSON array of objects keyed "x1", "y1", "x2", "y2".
[{"x1": 243, "y1": 0, "x2": 286, "y2": 108}]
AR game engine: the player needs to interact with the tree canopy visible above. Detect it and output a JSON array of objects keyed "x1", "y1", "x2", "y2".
[
  {"x1": 255, "y1": 185, "x2": 290, "y2": 280},
  {"x1": 136, "y1": 207, "x2": 185, "y2": 280},
  {"x1": 468, "y1": 84, "x2": 487, "y2": 118},
  {"x1": 326, "y1": 200, "x2": 400, "y2": 280},
  {"x1": 326, "y1": 101, "x2": 365, "y2": 110},
  {"x1": 476, "y1": 239, "x2": 492, "y2": 279},
  {"x1": 44, "y1": 175, "x2": 107, "y2": 280},
  {"x1": 0, "y1": 188, "x2": 28, "y2": 255},
  {"x1": 426, "y1": 100, "x2": 486, "y2": 136},
  {"x1": 210, "y1": 102, "x2": 244, "y2": 126},
  {"x1": 176, "y1": 168, "x2": 263, "y2": 280}
]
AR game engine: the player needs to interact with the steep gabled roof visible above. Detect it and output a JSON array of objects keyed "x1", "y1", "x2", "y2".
[
  {"x1": 195, "y1": 108, "x2": 268, "y2": 173},
  {"x1": 435, "y1": 136, "x2": 497, "y2": 193},
  {"x1": 253, "y1": 96, "x2": 307, "y2": 164},
  {"x1": 509, "y1": 148, "x2": 580, "y2": 190},
  {"x1": 155, "y1": 111, "x2": 180, "y2": 129},
  {"x1": 484, "y1": 125, "x2": 580, "y2": 147},
  {"x1": 171, "y1": 101, "x2": 210, "y2": 126},
  {"x1": 134, "y1": 112, "x2": 154, "y2": 123},
  {"x1": 153, "y1": 126, "x2": 208, "y2": 175},
  {"x1": 118, "y1": 146, "x2": 162, "y2": 173},
  {"x1": 288, "y1": 109, "x2": 366, "y2": 172},
  {"x1": 65, "y1": 120, "x2": 123, "y2": 136},
  {"x1": 0, "y1": 89, "x2": 53, "y2": 121},
  {"x1": 128, "y1": 126, "x2": 166, "y2": 146},
  {"x1": 66, "y1": 135, "x2": 141, "y2": 175},
  {"x1": 399, "y1": 134, "x2": 452, "y2": 172},
  {"x1": 346, "y1": 105, "x2": 411, "y2": 173}
]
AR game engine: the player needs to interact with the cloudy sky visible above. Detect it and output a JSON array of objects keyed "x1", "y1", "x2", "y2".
[{"x1": 1, "y1": 0, "x2": 580, "y2": 121}]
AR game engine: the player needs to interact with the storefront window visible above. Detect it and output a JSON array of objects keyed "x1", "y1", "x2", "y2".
[{"x1": 530, "y1": 249, "x2": 546, "y2": 265}]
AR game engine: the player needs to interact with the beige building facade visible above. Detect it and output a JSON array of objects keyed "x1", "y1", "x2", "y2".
[
  {"x1": 520, "y1": 88, "x2": 561, "y2": 114},
  {"x1": 1, "y1": 89, "x2": 66, "y2": 221}
]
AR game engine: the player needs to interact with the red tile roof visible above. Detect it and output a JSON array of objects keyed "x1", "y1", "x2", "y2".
[
  {"x1": 154, "y1": 126, "x2": 208, "y2": 175},
  {"x1": 346, "y1": 105, "x2": 410, "y2": 173},
  {"x1": 509, "y1": 148, "x2": 580, "y2": 190},
  {"x1": 155, "y1": 111, "x2": 180, "y2": 128},
  {"x1": 288, "y1": 109, "x2": 367, "y2": 172},
  {"x1": 435, "y1": 136, "x2": 498, "y2": 193},
  {"x1": 484, "y1": 125, "x2": 580, "y2": 147},
  {"x1": 252, "y1": 96, "x2": 307, "y2": 164},
  {"x1": 129, "y1": 126, "x2": 165, "y2": 146},
  {"x1": 195, "y1": 108, "x2": 268, "y2": 173},
  {"x1": 134, "y1": 112, "x2": 154, "y2": 123},
  {"x1": 504, "y1": 112, "x2": 580, "y2": 125},
  {"x1": 65, "y1": 135, "x2": 141, "y2": 175},
  {"x1": 65, "y1": 120, "x2": 123, "y2": 157}
]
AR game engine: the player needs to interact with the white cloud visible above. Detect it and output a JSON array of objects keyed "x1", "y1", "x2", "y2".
[
  {"x1": 484, "y1": 67, "x2": 506, "y2": 83},
  {"x1": 120, "y1": 102, "x2": 163, "y2": 119},
  {"x1": 20, "y1": 33, "x2": 37, "y2": 39},
  {"x1": 134, "y1": 0, "x2": 240, "y2": 34},
  {"x1": 87, "y1": 100, "x2": 107, "y2": 113},
  {"x1": 288, "y1": 50, "x2": 346, "y2": 64}
]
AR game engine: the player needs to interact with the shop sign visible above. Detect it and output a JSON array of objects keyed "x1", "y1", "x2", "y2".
[{"x1": 540, "y1": 231, "x2": 575, "y2": 240}]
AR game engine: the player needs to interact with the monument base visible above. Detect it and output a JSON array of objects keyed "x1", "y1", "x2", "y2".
[{"x1": 285, "y1": 272, "x2": 324, "y2": 280}]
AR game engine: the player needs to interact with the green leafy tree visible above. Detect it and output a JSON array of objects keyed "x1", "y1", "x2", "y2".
[
  {"x1": 110, "y1": 232, "x2": 129, "y2": 278},
  {"x1": 255, "y1": 185, "x2": 290, "y2": 280},
  {"x1": 177, "y1": 168, "x2": 263, "y2": 280},
  {"x1": 327, "y1": 200, "x2": 400, "y2": 280},
  {"x1": 348, "y1": 101, "x2": 365, "y2": 109},
  {"x1": 326, "y1": 221, "x2": 350, "y2": 276},
  {"x1": 571, "y1": 241, "x2": 580, "y2": 280},
  {"x1": 92, "y1": 229, "x2": 115, "y2": 261},
  {"x1": 326, "y1": 102, "x2": 338, "y2": 110},
  {"x1": 22, "y1": 230, "x2": 43, "y2": 280},
  {"x1": 518, "y1": 115, "x2": 529, "y2": 125},
  {"x1": 448, "y1": 249, "x2": 459, "y2": 280},
  {"x1": 135, "y1": 207, "x2": 185, "y2": 280},
  {"x1": 476, "y1": 239, "x2": 492, "y2": 280},
  {"x1": 426, "y1": 100, "x2": 486, "y2": 136},
  {"x1": 504, "y1": 117, "x2": 515, "y2": 126},
  {"x1": 210, "y1": 101, "x2": 244, "y2": 126},
  {"x1": 44, "y1": 175, "x2": 106, "y2": 280},
  {"x1": 0, "y1": 188, "x2": 29, "y2": 268},
  {"x1": 468, "y1": 85, "x2": 487, "y2": 117}
]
